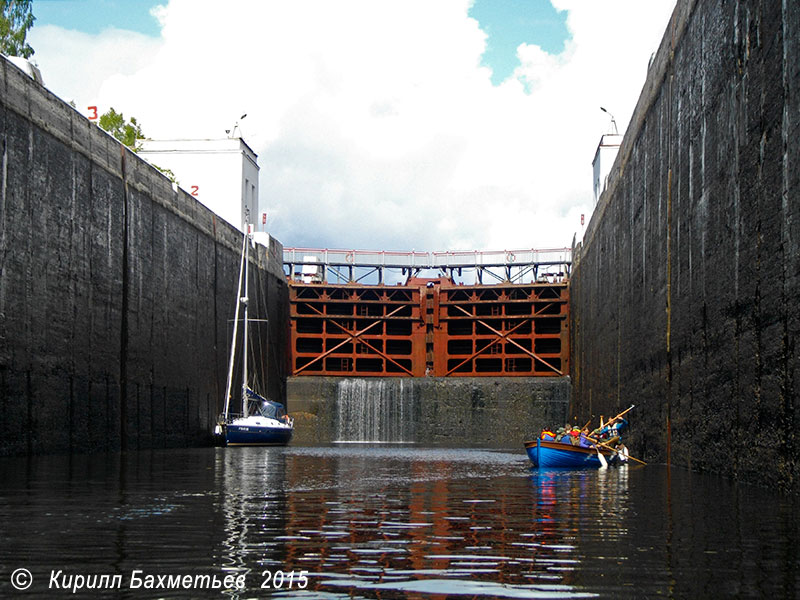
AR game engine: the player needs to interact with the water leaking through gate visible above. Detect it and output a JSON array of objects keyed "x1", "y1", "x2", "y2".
[{"x1": 334, "y1": 378, "x2": 418, "y2": 443}]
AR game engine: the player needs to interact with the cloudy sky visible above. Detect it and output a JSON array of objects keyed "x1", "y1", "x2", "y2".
[{"x1": 30, "y1": 0, "x2": 676, "y2": 253}]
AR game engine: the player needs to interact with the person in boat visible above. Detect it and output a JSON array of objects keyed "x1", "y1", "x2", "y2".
[
  {"x1": 610, "y1": 418, "x2": 628, "y2": 437},
  {"x1": 540, "y1": 429, "x2": 556, "y2": 441},
  {"x1": 557, "y1": 424, "x2": 573, "y2": 444},
  {"x1": 578, "y1": 427, "x2": 593, "y2": 448},
  {"x1": 615, "y1": 442, "x2": 630, "y2": 463},
  {"x1": 593, "y1": 416, "x2": 628, "y2": 440},
  {"x1": 568, "y1": 426, "x2": 583, "y2": 446}
]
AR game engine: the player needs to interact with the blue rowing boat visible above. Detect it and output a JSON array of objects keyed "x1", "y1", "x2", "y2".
[{"x1": 524, "y1": 439, "x2": 614, "y2": 468}]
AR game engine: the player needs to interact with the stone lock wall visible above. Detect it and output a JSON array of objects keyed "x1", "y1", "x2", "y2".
[
  {"x1": 0, "y1": 56, "x2": 288, "y2": 455},
  {"x1": 571, "y1": 0, "x2": 800, "y2": 488}
]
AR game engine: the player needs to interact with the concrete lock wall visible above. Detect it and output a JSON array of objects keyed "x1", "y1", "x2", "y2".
[
  {"x1": 571, "y1": 0, "x2": 800, "y2": 488},
  {"x1": 288, "y1": 376, "x2": 570, "y2": 447},
  {"x1": 0, "y1": 56, "x2": 289, "y2": 455}
]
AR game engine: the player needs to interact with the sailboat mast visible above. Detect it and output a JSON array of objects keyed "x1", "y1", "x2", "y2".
[
  {"x1": 241, "y1": 226, "x2": 251, "y2": 417},
  {"x1": 222, "y1": 231, "x2": 248, "y2": 420}
]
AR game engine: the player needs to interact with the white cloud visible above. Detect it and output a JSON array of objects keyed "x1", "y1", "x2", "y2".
[
  {"x1": 28, "y1": 0, "x2": 676, "y2": 252},
  {"x1": 28, "y1": 25, "x2": 162, "y2": 112},
  {"x1": 149, "y1": 4, "x2": 169, "y2": 29}
]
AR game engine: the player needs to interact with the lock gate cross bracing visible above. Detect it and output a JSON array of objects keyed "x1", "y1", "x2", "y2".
[{"x1": 284, "y1": 247, "x2": 571, "y2": 378}]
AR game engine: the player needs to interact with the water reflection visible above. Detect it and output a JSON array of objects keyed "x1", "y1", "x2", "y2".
[
  {"x1": 215, "y1": 447, "x2": 288, "y2": 589},
  {"x1": 212, "y1": 447, "x2": 616, "y2": 598},
  {"x1": 0, "y1": 447, "x2": 797, "y2": 599}
]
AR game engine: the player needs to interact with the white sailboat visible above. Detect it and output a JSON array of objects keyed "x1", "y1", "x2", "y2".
[{"x1": 214, "y1": 227, "x2": 293, "y2": 446}]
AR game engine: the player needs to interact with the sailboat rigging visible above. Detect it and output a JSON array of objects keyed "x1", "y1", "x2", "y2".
[{"x1": 214, "y1": 227, "x2": 293, "y2": 446}]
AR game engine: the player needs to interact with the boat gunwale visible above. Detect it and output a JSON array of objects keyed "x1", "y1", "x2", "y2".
[{"x1": 524, "y1": 439, "x2": 615, "y2": 457}]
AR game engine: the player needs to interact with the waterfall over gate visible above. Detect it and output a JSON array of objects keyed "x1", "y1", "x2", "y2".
[
  {"x1": 289, "y1": 376, "x2": 571, "y2": 446},
  {"x1": 334, "y1": 379, "x2": 417, "y2": 443}
]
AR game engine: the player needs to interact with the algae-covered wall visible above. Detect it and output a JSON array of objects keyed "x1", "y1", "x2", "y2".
[
  {"x1": 0, "y1": 56, "x2": 289, "y2": 455},
  {"x1": 571, "y1": 0, "x2": 800, "y2": 488}
]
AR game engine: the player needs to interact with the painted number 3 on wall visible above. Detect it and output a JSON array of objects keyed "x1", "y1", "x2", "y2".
[{"x1": 191, "y1": 186, "x2": 199, "y2": 196}]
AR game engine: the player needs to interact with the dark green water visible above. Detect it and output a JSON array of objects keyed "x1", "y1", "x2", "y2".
[{"x1": 0, "y1": 446, "x2": 797, "y2": 598}]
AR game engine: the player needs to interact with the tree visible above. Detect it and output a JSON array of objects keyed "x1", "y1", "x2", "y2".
[
  {"x1": 97, "y1": 108, "x2": 178, "y2": 184},
  {"x1": 153, "y1": 164, "x2": 179, "y2": 185},
  {"x1": 98, "y1": 107, "x2": 145, "y2": 150},
  {"x1": 0, "y1": 0, "x2": 35, "y2": 58}
]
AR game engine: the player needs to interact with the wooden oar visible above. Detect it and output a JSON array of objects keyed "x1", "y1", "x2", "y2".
[
  {"x1": 623, "y1": 454, "x2": 647, "y2": 466},
  {"x1": 596, "y1": 447, "x2": 608, "y2": 468},
  {"x1": 590, "y1": 404, "x2": 636, "y2": 438},
  {"x1": 585, "y1": 433, "x2": 647, "y2": 466},
  {"x1": 607, "y1": 404, "x2": 636, "y2": 423},
  {"x1": 594, "y1": 405, "x2": 647, "y2": 464}
]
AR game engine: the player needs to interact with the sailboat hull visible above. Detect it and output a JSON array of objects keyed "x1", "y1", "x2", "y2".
[{"x1": 226, "y1": 422, "x2": 293, "y2": 446}]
